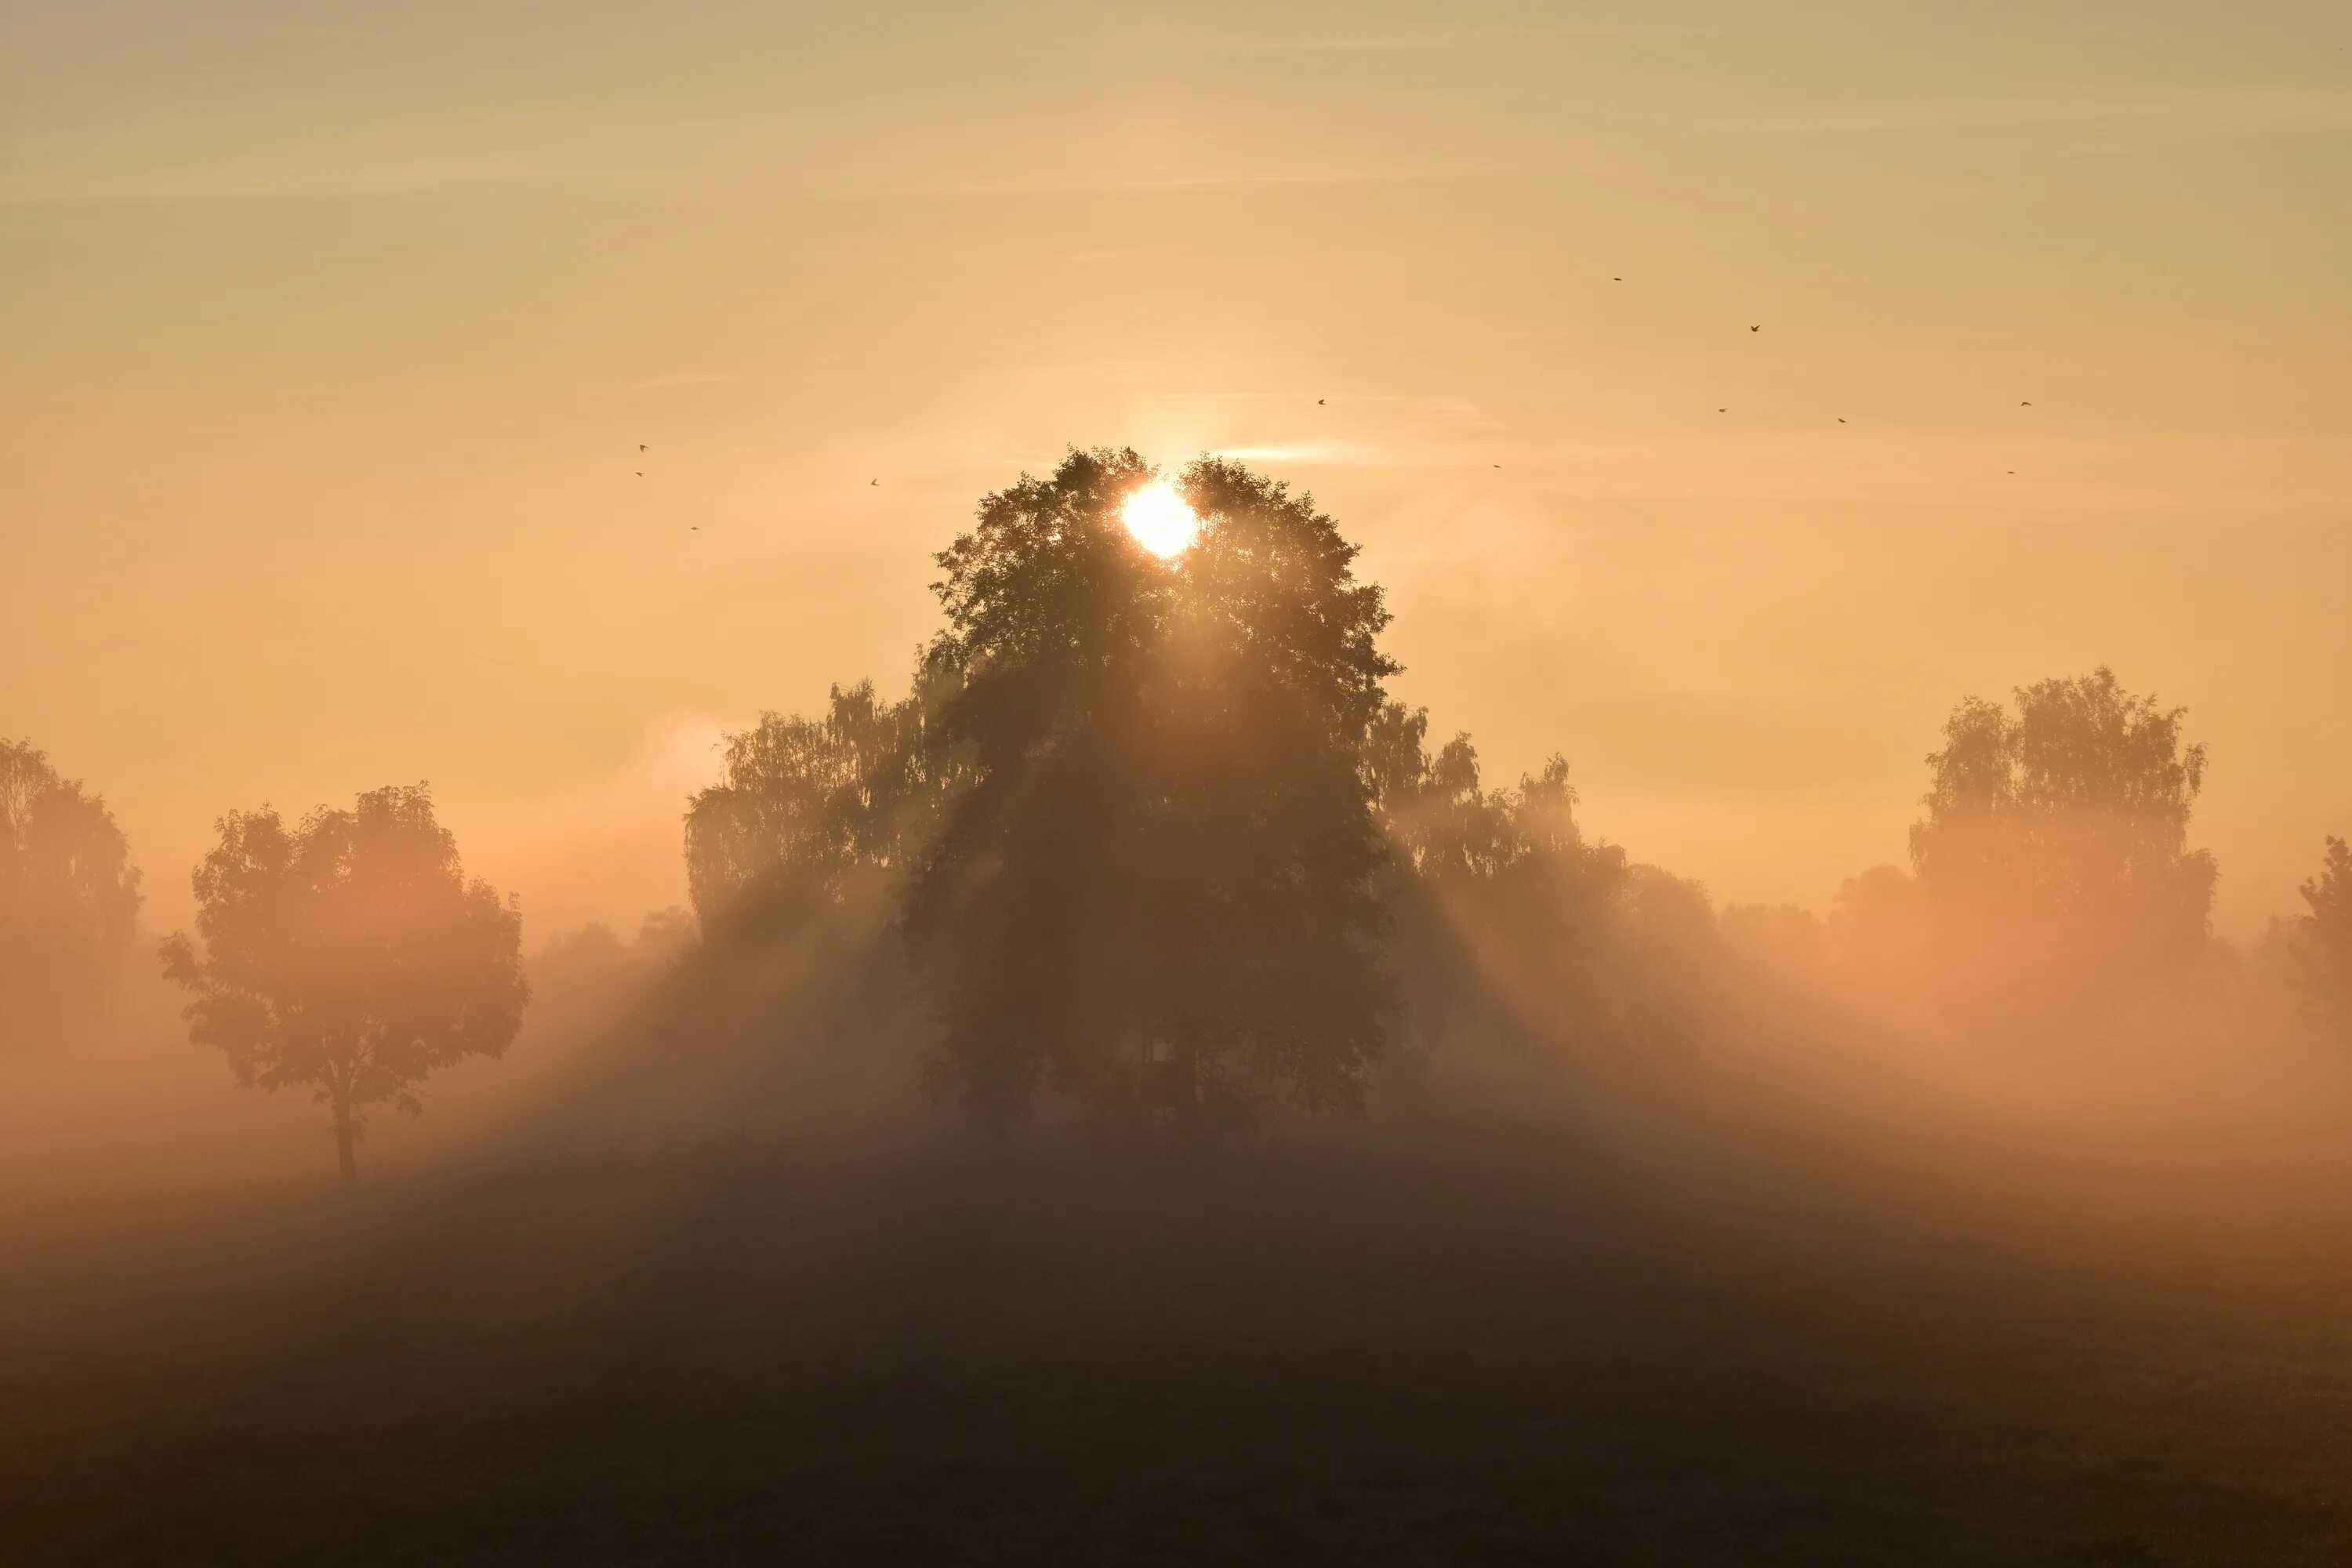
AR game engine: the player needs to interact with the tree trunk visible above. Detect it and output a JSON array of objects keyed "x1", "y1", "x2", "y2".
[{"x1": 332, "y1": 1100, "x2": 358, "y2": 1186}]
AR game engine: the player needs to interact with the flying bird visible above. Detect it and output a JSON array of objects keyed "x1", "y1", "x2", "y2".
[
  {"x1": 635, "y1": 470, "x2": 644, "y2": 477},
  {"x1": 1750, "y1": 325, "x2": 1760, "y2": 332},
  {"x1": 2020, "y1": 401, "x2": 2033, "y2": 407},
  {"x1": 638, "y1": 443, "x2": 648, "y2": 451},
  {"x1": 1837, "y1": 417, "x2": 1847, "y2": 424},
  {"x1": 869, "y1": 477, "x2": 879, "y2": 486},
  {"x1": 1317, "y1": 397, "x2": 1326, "y2": 405}
]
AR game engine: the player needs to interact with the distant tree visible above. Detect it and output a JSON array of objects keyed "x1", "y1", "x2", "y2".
[
  {"x1": 1369, "y1": 705, "x2": 1519, "y2": 884},
  {"x1": 1719, "y1": 904, "x2": 1831, "y2": 995},
  {"x1": 681, "y1": 666, "x2": 970, "y2": 1060},
  {"x1": 906, "y1": 450, "x2": 1397, "y2": 1128},
  {"x1": 1367, "y1": 704, "x2": 1514, "y2": 1058},
  {"x1": 1476, "y1": 758, "x2": 1642, "y2": 1054},
  {"x1": 1614, "y1": 865, "x2": 1722, "y2": 1051},
  {"x1": 2289, "y1": 836, "x2": 2352, "y2": 1045},
  {"x1": 1908, "y1": 667, "x2": 2216, "y2": 1036},
  {"x1": 535, "y1": 922, "x2": 631, "y2": 993},
  {"x1": 1828, "y1": 863, "x2": 1933, "y2": 1002},
  {"x1": 1831, "y1": 865, "x2": 1926, "y2": 950},
  {"x1": 633, "y1": 906, "x2": 699, "y2": 968},
  {"x1": 160, "y1": 785, "x2": 526, "y2": 1183},
  {"x1": 684, "y1": 669, "x2": 964, "y2": 931},
  {"x1": 1, "y1": 739, "x2": 142, "y2": 1051},
  {"x1": 1366, "y1": 710, "x2": 1657, "y2": 1062}
]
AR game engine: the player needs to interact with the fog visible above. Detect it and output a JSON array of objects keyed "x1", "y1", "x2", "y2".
[{"x1": 5, "y1": 455, "x2": 2350, "y2": 1563}]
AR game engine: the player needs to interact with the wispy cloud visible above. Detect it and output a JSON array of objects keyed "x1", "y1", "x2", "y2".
[
  {"x1": 1161, "y1": 390, "x2": 1497, "y2": 425},
  {"x1": 0, "y1": 106, "x2": 717, "y2": 207},
  {"x1": 1207, "y1": 441, "x2": 1483, "y2": 470},
  {"x1": 844, "y1": 163, "x2": 1502, "y2": 203},
  {"x1": 1212, "y1": 22, "x2": 1733, "y2": 53},
  {"x1": 0, "y1": 156, "x2": 543, "y2": 207},
  {"x1": 0, "y1": 136, "x2": 1504, "y2": 210},
  {"x1": 607, "y1": 372, "x2": 737, "y2": 393},
  {"x1": 1703, "y1": 85, "x2": 2352, "y2": 140}
]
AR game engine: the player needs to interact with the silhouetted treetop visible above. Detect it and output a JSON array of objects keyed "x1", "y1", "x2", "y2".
[{"x1": 927, "y1": 451, "x2": 1395, "y2": 761}]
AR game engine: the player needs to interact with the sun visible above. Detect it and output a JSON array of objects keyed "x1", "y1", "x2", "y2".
[{"x1": 1121, "y1": 480, "x2": 1199, "y2": 559}]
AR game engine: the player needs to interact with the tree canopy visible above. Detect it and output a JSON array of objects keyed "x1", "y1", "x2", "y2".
[
  {"x1": 1, "y1": 739, "x2": 142, "y2": 1051},
  {"x1": 1365, "y1": 706, "x2": 1714, "y2": 1062},
  {"x1": 904, "y1": 450, "x2": 1399, "y2": 1127},
  {"x1": 1909, "y1": 666, "x2": 2216, "y2": 1034},
  {"x1": 161, "y1": 784, "x2": 527, "y2": 1181},
  {"x1": 684, "y1": 669, "x2": 964, "y2": 931}
]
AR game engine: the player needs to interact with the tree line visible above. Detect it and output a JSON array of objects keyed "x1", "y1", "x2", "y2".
[{"x1": 6, "y1": 451, "x2": 2352, "y2": 1176}]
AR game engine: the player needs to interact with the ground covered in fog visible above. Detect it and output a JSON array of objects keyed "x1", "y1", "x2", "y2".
[{"x1": 6, "y1": 1080, "x2": 2347, "y2": 1567}]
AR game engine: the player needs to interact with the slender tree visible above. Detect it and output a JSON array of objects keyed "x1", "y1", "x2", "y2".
[{"x1": 161, "y1": 784, "x2": 526, "y2": 1183}]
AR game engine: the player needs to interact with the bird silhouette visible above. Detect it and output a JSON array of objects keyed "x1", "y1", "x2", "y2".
[
  {"x1": 1317, "y1": 397, "x2": 1326, "y2": 405},
  {"x1": 2020, "y1": 401, "x2": 2033, "y2": 407},
  {"x1": 1750, "y1": 325, "x2": 1760, "y2": 332},
  {"x1": 1613, "y1": 276, "x2": 1622, "y2": 281},
  {"x1": 869, "y1": 477, "x2": 879, "y2": 486},
  {"x1": 638, "y1": 443, "x2": 648, "y2": 451},
  {"x1": 1837, "y1": 417, "x2": 1847, "y2": 423},
  {"x1": 635, "y1": 471, "x2": 644, "y2": 477},
  {"x1": 1492, "y1": 463, "x2": 1501, "y2": 470},
  {"x1": 1718, "y1": 408, "x2": 1727, "y2": 413}
]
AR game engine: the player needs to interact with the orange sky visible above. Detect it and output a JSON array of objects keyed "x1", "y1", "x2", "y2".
[{"x1": 5, "y1": 2, "x2": 2348, "y2": 942}]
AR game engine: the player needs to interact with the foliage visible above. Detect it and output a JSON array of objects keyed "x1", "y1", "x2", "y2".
[
  {"x1": 684, "y1": 668, "x2": 965, "y2": 930},
  {"x1": 160, "y1": 784, "x2": 526, "y2": 1181},
  {"x1": 906, "y1": 449, "x2": 1399, "y2": 1127},
  {"x1": 0, "y1": 739, "x2": 142, "y2": 1050},
  {"x1": 1366, "y1": 706, "x2": 1715, "y2": 1061},
  {"x1": 1908, "y1": 667, "x2": 2216, "y2": 1035}
]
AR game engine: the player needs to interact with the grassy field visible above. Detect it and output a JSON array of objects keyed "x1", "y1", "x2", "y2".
[{"x1": 3, "y1": 1096, "x2": 2347, "y2": 1566}]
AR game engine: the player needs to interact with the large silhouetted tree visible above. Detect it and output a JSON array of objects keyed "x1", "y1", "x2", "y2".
[
  {"x1": 161, "y1": 784, "x2": 527, "y2": 1182},
  {"x1": 906, "y1": 449, "x2": 1397, "y2": 1128},
  {"x1": 1909, "y1": 667, "x2": 2216, "y2": 1036},
  {"x1": 1, "y1": 739, "x2": 142, "y2": 1051}
]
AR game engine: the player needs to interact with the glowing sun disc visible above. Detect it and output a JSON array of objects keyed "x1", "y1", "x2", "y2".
[{"x1": 1121, "y1": 481, "x2": 1199, "y2": 559}]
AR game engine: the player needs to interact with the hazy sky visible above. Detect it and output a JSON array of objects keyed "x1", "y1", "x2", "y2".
[{"x1": 5, "y1": 0, "x2": 2348, "y2": 940}]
